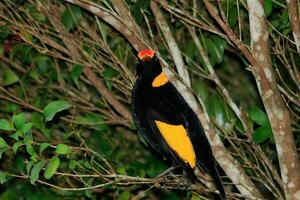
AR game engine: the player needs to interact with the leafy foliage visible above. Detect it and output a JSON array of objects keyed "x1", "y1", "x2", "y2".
[
  {"x1": 43, "y1": 100, "x2": 72, "y2": 122},
  {"x1": 62, "y1": 5, "x2": 82, "y2": 32},
  {"x1": 0, "y1": 0, "x2": 299, "y2": 199}
]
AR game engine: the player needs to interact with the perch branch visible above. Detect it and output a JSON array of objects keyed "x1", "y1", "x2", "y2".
[
  {"x1": 246, "y1": 1, "x2": 300, "y2": 198},
  {"x1": 286, "y1": 0, "x2": 300, "y2": 53},
  {"x1": 151, "y1": 2, "x2": 191, "y2": 86},
  {"x1": 202, "y1": 0, "x2": 300, "y2": 198}
]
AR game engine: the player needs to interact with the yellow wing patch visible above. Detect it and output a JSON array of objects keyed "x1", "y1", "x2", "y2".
[
  {"x1": 155, "y1": 120, "x2": 196, "y2": 168},
  {"x1": 152, "y1": 72, "x2": 168, "y2": 87}
]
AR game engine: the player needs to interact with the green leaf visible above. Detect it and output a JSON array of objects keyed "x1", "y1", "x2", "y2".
[
  {"x1": 117, "y1": 167, "x2": 126, "y2": 175},
  {"x1": 97, "y1": 21, "x2": 109, "y2": 42},
  {"x1": 43, "y1": 100, "x2": 71, "y2": 122},
  {"x1": 33, "y1": 54, "x2": 50, "y2": 63},
  {"x1": 193, "y1": 80, "x2": 209, "y2": 102},
  {"x1": 29, "y1": 68, "x2": 40, "y2": 81},
  {"x1": 31, "y1": 112, "x2": 45, "y2": 132},
  {"x1": 103, "y1": 67, "x2": 119, "y2": 79},
  {"x1": 21, "y1": 123, "x2": 33, "y2": 134},
  {"x1": 31, "y1": 12, "x2": 46, "y2": 22},
  {"x1": 211, "y1": 35, "x2": 227, "y2": 63},
  {"x1": 62, "y1": 5, "x2": 82, "y2": 32},
  {"x1": 103, "y1": 67, "x2": 119, "y2": 90},
  {"x1": 203, "y1": 37, "x2": 225, "y2": 64},
  {"x1": 144, "y1": 155, "x2": 167, "y2": 177},
  {"x1": 26, "y1": 143, "x2": 36, "y2": 158},
  {"x1": 0, "y1": 26, "x2": 10, "y2": 39},
  {"x1": 0, "y1": 148, "x2": 6, "y2": 159},
  {"x1": 161, "y1": 192, "x2": 180, "y2": 200},
  {"x1": 3, "y1": 68, "x2": 19, "y2": 86},
  {"x1": 252, "y1": 125, "x2": 272, "y2": 144},
  {"x1": 206, "y1": 94, "x2": 226, "y2": 126},
  {"x1": 27, "y1": 160, "x2": 36, "y2": 175},
  {"x1": 20, "y1": 32, "x2": 33, "y2": 43},
  {"x1": 0, "y1": 119, "x2": 15, "y2": 131},
  {"x1": 85, "y1": 189, "x2": 93, "y2": 198},
  {"x1": 0, "y1": 137, "x2": 8, "y2": 148},
  {"x1": 264, "y1": 0, "x2": 272, "y2": 17},
  {"x1": 183, "y1": 41, "x2": 197, "y2": 65},
  {"x1": 68, "y1": 160, "x2": 77, "y2": 170},
  {"x1": 39, "y1": 143, "x2": 51, "y2": 154},
  {"x1": 0, "y1": 171, "x2": 7, "y2": 184},
  {"x1": 29, "y1": 6, "x2": 46, "y2": 22},
  {"x1": 10, "y1": 131, "x2": 21, "y2": 141},
  {"x1": 55, "y1": 144, "x2": 71, "y2": 155},
  {"x1": 85, "y1": 178, "x2": 94, "y2": 198},
  {"x1": 228, "y1": 6, "x2": 237, "y2": 27},
  {"x1": 0, "y1": 137, "x2": 8, "y2": 158},
  {"x1": 24, "y1": 136, "x2": 36, "y2": 160},
  {"x1": 191, "y1": 194, "x2": 202, "y2": 200},
  {"x1": 44, "y1": 157, "x2": 60, "y2": 179},
  {"x1": 33, "y1": 55, "x2": 51, "y2": 74},
  {"x1": 30, "y1": 160, "x2": 47, "y2": 184},
  {"x1": 248, "y1": 107, "x2": 269, "y2": 126},
  {"x1": 131, "y1": 0, "x2": 151, "y2": 25},
  {"x1": 24, "y1": 134, "x2": 33, "y2": 145},
  {"x1": 71, "y1": 64, "x2": 83, "y2": 88},
  {"x1": 84, "y1": 161, "x2": 92, "y2": 169},
  {"x1": 12, "y1": 141, "x2": 23, "y2": 153},
  {"x1": 75, "y1": 113, "x2": 108, "y2": 131},
  {"x1": 12, "y1": 113, "x2": 26, "y2": 130},
  {"x1": 3, "y1": 102, "x2": 19, "y2": 113},
  {"x1": 10, "y1": 44, "x2": 32, "y2": 64},
  {"x1": 118, "y1": 190, "x2": 130, "y2": 200},
  {"x1": 135, "y1": 0, "x2": 151, "y2": 9}
]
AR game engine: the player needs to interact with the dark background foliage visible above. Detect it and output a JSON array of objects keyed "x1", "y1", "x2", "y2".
[{"x1": 0, "y1": 0, "x2": 299, "y2": 199}]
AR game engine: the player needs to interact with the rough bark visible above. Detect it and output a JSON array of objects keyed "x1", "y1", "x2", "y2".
[
  {"x1": 247, "y1": 1, "x2": 300, "y2": 199},
  {"x1": 151, "y1": 2, "x2": 191, "y2": 87},
  {"x1": 286, "y1": 0, "x2": 300, "y2": 53},
  {"x1": 203, "y1": 0, "x2": 300, "y2": 198}
]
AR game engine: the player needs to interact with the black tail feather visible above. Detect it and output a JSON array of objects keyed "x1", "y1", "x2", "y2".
[
  {"x1": 182, "y1": 164, "x2": 197, "y2": 183},
  {"x1": 209, "y1": 165, "x2": 226, "y2": 200}
]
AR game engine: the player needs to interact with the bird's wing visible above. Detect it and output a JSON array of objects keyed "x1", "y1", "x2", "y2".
[
  {"x1": 180, "y1": 107, "x2": 213, "y2": 173},
  {"x1": 151, "y1": 83, "x2": 215, "y2": 173},
  {"x1": 146, "y1": 106, "x2": 197, "y2": 181},
  {"x1": 171, "y1": 91, "x2": 226, "y2": 198},
  {"x1": 160, "y1": 84, "x2": 225, "y2": 197},
  {"x1": 132, "y1": 110, "x2": 169, "y2": 159},
  {"x1": 147, "y1": 107, "x2": 196, "y2": 168}
]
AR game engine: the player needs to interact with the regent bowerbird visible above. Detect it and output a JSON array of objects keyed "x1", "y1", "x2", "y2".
[{"x1": 131, "y1": 49, "x2": 226, "y2": 199}]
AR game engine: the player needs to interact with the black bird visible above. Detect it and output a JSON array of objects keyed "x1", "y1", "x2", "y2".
[{"x1": 131, "y1": 49, "x2": 226, "y2": 199}]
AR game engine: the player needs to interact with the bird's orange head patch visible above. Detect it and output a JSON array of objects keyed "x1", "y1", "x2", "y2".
[{"x1": 138, "y1": 49, "x2": 155, "y2": 61}]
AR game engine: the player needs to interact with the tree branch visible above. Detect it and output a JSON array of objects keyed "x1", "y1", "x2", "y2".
[
  {"x1": 63, "y1": 0, "x2": 148, "y2": 51},
  {"x1": 202, "y1": 0, "x2": 300, "y2": 198},
  {"x1": 151, "y1": 2, "x2": 191, "y2": 86},
  {"x1": 42, "y1": 2, "x2": 132, "y2": 121},
  {"x1": 286, "y1": 0, "x2": 300, "y2": 53},
  {"x1": 246, "y1": 1, "x2": 300, "y2": 198},
  {"x1": 83, "y1": 67, "x2": 132, "y2": 121}
]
